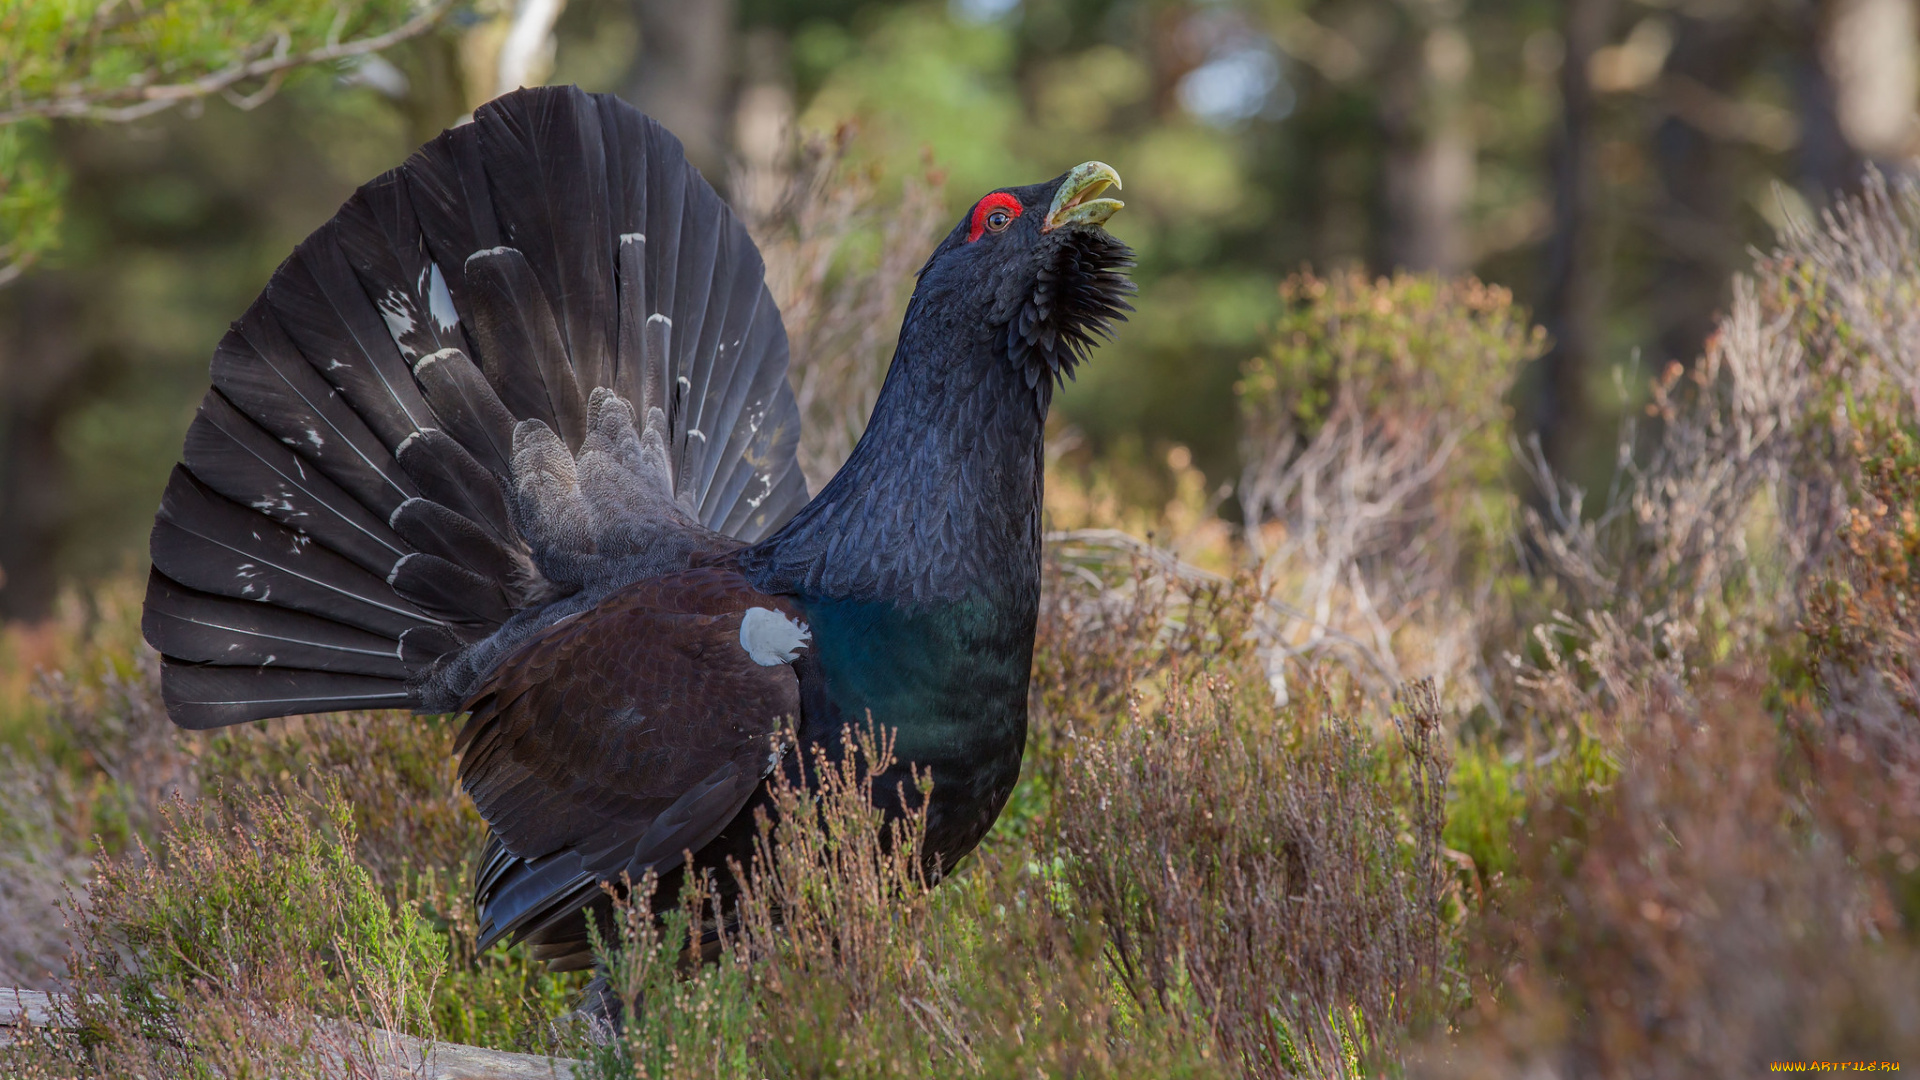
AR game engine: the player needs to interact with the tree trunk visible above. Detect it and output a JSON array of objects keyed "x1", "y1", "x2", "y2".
[
  {"x1": 1381, "y1": 23, "x2": 1476, "y2": 273},
  {"x1": 626, "y1": 0, "x2": 736, "y2": 175},
  {"x1": 0, "y1": 276, "x2": 88, "y2": 621},
  {"x1": 1530, "y1": 0, "x2": 1617, "y2": 473},
  {"x1": 1648, "y1": 11, "x2": 1754, "y2": 376}
]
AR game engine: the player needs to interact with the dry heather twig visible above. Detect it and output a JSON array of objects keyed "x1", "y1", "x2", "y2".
[
  {"x1": 1508, "y1": 177, "x2": 1920, "y2": 729},
  {"x1": 1778, "y1": 168, "x2": 1920, "y2": 414},
  {"x1": 1058, "y1": 669, "x2": 1455, "y2": 1078}
]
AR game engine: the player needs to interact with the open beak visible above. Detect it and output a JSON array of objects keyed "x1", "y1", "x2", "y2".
[{"x1": 1043, "y1": 161, "x2": 1124, "y2": 233}]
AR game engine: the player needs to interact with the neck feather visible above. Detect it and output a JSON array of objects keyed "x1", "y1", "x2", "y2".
[{"x1": 743, "y1": 318, "x2": 1048, "y2": 606}]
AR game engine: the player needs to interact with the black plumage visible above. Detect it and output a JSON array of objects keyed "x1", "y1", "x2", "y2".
[
  {"x1": 182, "y1": 390, "x2": 408, "y2": 578},
  {"x1": 391, "y1": 427, "x2": 517, "y2": 547},
  {"x1": 142, "y1": 86, "x2": 1130, "y2": 983},
  {"x1": 462, "y1": 245, "x2": 588, "y2": 449},
  {"x1": 152, "y1": 466, "x2": 439, "y2": 641},
  {"x1": 142, "y1": 570, "x2": 411, "y2": 678},
  {"x1": 411, "y1": 348, "x2": 520, "y2": 477},
  {"x1": 213, "y1": 305, "x2": 420, "y2": 522}
]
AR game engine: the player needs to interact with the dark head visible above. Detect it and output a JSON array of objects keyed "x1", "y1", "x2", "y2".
[
  {"x1": 909, "y1": 162, "x2": 1135, "y2": 391},
  {"x1": 744, "y1": 163, "x2": 1134, "y2": 602}
]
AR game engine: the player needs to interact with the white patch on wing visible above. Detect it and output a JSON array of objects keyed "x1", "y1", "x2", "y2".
[
  {"x1": 739, "y1": 607, "x2": 810, "y2": 667},
  {"x1": 428, "y1": 263, "x2": 459, "y2": 332}
]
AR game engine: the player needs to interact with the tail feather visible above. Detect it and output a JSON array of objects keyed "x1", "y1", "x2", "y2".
[
  {"x1": 671, "y1": 224, "x2": 734, "y2": 506},
  {"x1": 689, "y1": 285, "x2": 774, "y2": 516},
  {"x1": 710, "y1": 300, "x2": 806, "y2": 537},
  {"x1": 214, "y1": 307, "x2": 419, "y2": 521},
  {"x1": 146, "y1": 86, "x2": 808, "y2": 736},
  {"x1": 153, "y1": 466, "x2": 442, "y2": 641},
  {"x1": 388, "y1": 551, "x2": 514, "y2": 629},
  {"x1": 160, "y1": 660, "x2": 412, "y2": 730},
  {"x1": 183, "y1": 391, "x2": 408, "y2": 579},
  {"x1": 333, "y1": 174, "x2": 475, "y2": 364},
  {"x1": 612, "y1": 236, "x2": 662, "y2": 417},
  {"x1": 469, "y1": 89, "x2": 616, "y2": 397},
  {"x1": 412, "y1": 348, "x2": 518, "y2": 476},
  {"x1": 389, "y1": 497, "x2": 519, "y2": 584},
  {"x1": 143, "y1": 569, "x2": 411, "y2": 678},
  {"x1": 405, "y1": 117, "x2": 504, "y2": 285},
  {"x1": 462, "y1": 246, "x2": 587, "y2": 449},
  {"x1": 392, "y1": 428, "x2": 517, "y2": 547},
  {"x1": 270, "y1": 234, "x2": 438, "y2": 448}
]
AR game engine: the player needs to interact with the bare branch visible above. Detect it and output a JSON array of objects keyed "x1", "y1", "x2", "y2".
[{"x1": 0, "y1": 1, "x2": 453, "y2": 127}]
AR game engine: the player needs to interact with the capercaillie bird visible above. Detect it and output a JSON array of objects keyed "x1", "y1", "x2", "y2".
[{"x1": 140, "y1": 85, "x2": 1132, "y2": 972}]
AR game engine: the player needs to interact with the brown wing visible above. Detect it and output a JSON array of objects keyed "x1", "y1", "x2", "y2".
[{"x1": 454, "y1": 565, "x2": 803, "y2": 884}]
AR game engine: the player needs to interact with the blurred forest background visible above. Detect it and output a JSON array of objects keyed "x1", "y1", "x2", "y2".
[
  {"x1": 0, "y1": 0, "x2": 1916, "y2": 620},
  {"x1": 7, "y1": 4, "x2": 1920, "y2": 1072}
]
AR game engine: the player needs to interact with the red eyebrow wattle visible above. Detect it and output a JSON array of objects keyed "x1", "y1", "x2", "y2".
[{"x1": 967, "y1": 193, "x2": 1023, "y2": 243}]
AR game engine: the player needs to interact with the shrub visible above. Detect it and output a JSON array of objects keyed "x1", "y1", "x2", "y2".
[
  {"x1": 580, "y1": 723, "x2": 1224, "y2": 1080},
  {"x1": 6, "y1": 779, "x2": 447, "y2": 1077},
  {"x1": 1426, "y1": 673, "x2": 1920, "y2": 1078},
  {"x1": 1238, "y1": 270, "x2": 1541, "y2": 709},
  {"x1": 1057, "y1": 669, "x2": 1456, "y2": 1078}
]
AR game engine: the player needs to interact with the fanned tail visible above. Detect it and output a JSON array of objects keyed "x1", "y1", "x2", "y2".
[{"x1": 143, "y1": 86, "x2": 809, "y2": 729}]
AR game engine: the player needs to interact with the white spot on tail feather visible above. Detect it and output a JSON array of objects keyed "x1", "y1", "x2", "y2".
[
  {"x1": 648, "y1": 313, "x2": 672, "y2": 327},
  {"x1": 620, "y1": 232, "x2": 645, "y2": 244},
  {"x1": 428, "y1": 263, "x2": 459, "y2": 332},
  {"x1": 740, "y1": 608, "x2": 809, "y2": 666},
  {"x1": 377, "y1": 289, "x2": 417, "y2": 350}
]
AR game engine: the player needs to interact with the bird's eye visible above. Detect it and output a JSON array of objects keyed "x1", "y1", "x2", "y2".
[{"x1": 967, "y1": 193, "x2": 1024, "y2": 242}]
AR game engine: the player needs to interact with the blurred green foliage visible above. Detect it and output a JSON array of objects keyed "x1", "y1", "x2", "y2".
[
  {"x1": 1, "y1": 0, "x2": 421, "y2": 108},
  {"x1": 1242, "y1": 270, "x2": 1542, "y2": 485},
  {"x1": 0, "y1": 125, "x2": 62, "y2": 283},
  {"x1": 0, "y1": 0, "x2": 439, "y2": 278}
]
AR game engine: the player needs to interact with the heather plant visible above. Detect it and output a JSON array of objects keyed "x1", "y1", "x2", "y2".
[
  {"x1": 1419, "y1": 168, "x2": 1920, "y2": 1077},
  {"x1": 3, "y1": 778, "x2": 448, "y2": 1077},
  {"x1": 579, "y1": 722, "x2": 1228, "y2": 1080},
  {"x1": 1506, "y1": 172, "x2": 1920, "y2": 736},
  {"x1": 580, "y1": 870, "x2": 758, "y2": 1080},
  {"x1": 1426, "y1": 673, "x2": 1920, "y2": 1079},
  {"x1": 1802, "y1": 423, "x2": 1920, "y2": 765},
  {"x1": 1056, "y1": 667, "x2": 1457, "y2": 1079},
  {"x1": 1238, "y1": 270, "x2": 1542, "y2": 710},
  {"x1": 1510, "y1": 279, "x2": 1837, "y2": 732}
]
